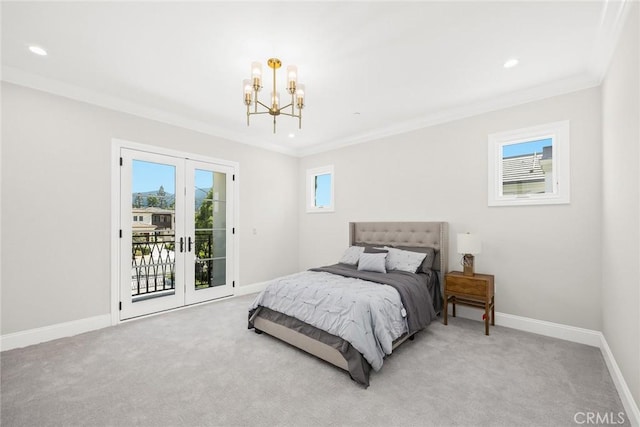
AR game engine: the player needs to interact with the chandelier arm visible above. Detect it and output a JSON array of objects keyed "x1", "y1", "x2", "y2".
[
  {"x1": 278, "y1": 111, "x2": 301, "y2": 118},
  {"x1": 248, "y1": 111, "x2": 271, "y2": 116},
  {"x1": 279, "y1": 102, "x2": 293, "y2": 111},
  {"x1": 256, "y1": 100, "x2": 271, "y2": 110}
]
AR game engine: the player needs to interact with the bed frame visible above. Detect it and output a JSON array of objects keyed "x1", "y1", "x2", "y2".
[{"x1": 252, "y1": 221, "x2": 449, "y2": 374}]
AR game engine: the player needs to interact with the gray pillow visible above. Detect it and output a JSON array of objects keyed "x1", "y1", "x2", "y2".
[
  {"x1": 357, "y1": 252, "x2": 387, "y2": 273},
  {"x1": 395, "y1": 246, "x2": 436, "y2": 273},
  {"x1": 364, "y1": 246, "x2": 388, "y2": 254},
  {"x1": 339, "y1": 246, "x2": 365, "y2": 265}
]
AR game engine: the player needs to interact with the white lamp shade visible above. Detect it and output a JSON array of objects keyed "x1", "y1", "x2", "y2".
[{"x1": 457, "y1": 233, "x2": 482, "y2": 254}]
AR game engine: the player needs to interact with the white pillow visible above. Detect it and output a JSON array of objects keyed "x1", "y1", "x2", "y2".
[
  {"x1": 385, "y1": 247, "x2": 427, "y2": 273},
  {"x1": 339, "y1": 246, "x2": 365, "y2": 265},
  {"x1": 357, "y1": 252, "x2": 387, "y2": 273}
]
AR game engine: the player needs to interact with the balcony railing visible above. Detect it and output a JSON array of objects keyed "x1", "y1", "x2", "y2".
[
  {"x1": 130, "y1": 229, "x2": 226, "y2": 301},
  {"x1": 131, "y1": 231, "x2": 175, "y2": 299}
]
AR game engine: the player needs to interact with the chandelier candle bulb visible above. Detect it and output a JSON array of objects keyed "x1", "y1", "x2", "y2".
[
  {"x1": 251, "y1": 61, "x2": 262, "y2": 78},
  {"x1": 286, "y1": 65, "x2": 298, "y2": 94},
  {"x1": 251, "y1": 61, "x2": 262, "y2": 91},
  {"x1": 271, "y1": 91, "x2": 280, "y2": 112},
  {"x1": 296, "y1": 84, "x2": 305, "y2": 109},
  {"x1": 243, "y1": 80, "x2": 253, "y2": 106}
]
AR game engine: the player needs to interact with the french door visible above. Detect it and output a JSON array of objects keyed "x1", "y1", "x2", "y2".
[{"x1": 119, "y1": 148, "x2": 235, "y2": 320}]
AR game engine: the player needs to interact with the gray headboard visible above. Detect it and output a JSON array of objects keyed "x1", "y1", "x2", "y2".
[{"x1": 348, "y1": 221, "x2": 449, "y2": 278}]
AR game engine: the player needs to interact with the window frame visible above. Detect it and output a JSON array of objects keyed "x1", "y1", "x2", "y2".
[
  {"x1": 488, "y1": 120, "x2": 570, "y2": 207},
  {"x1": 306, "y1": 165, "x2": 335, "y2": 213}
]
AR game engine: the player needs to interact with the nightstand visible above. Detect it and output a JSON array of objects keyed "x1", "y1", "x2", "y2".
[{"x1": 443, "y1": 271, "x2": 495, "y2": 335}]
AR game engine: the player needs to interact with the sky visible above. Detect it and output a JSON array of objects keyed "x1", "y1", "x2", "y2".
[
  {"x1": 502, "y1": 137, "x2": 552, "y2": 158},
  {"x1": 132, "y1": 160, "x2": 175, "y2": 194},
  {"x1": 194, "y1": 169, "x2": 214, "y2": 197},
  {"x1": 315, "y1": 173, "x2": 331, "y2": 207},
  {"x1": 132, "y1": 160, "x2": 215, "y2": 195}
]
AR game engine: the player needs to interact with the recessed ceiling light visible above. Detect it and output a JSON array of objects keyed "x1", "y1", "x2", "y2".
[
  {"x1": 28, "y1": 45, "x2": 47, "y2": 56},
  {"x1": 503, "y1": 58, "x2": 519, "y2": 69},
  {"x1": 288, "y1": 133, "x2": 295, "y2": 138}
]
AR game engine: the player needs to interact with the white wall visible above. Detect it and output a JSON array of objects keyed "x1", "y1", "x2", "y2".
[
  {"x1": 299, "y1": 87, "x2": 603, "y2": 331},
  {"x1": 602, "y1": 3, "x2": 640, "y2": 406},
  {"x1": 1, "y1": 82, "x2": 299, "y2": 335}
]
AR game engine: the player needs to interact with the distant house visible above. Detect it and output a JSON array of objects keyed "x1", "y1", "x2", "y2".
[
  {"x1": 132, "y1": 207, "x2": 175, "y2": 231},
  {"x1": 502, "y1": 146, "x2": 553, "y2": 195}
]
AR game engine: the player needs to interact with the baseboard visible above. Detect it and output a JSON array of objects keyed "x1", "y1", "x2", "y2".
[
  {"x1": 599, "y1": 335, "x2": 640, "y2": 427},
  {"x1": 1, "y1": 283, "x2": 268, "y2": 352},
  {"x1": 0, "y1": 314, "x2": 112, "y2": 352},
  {"x1": 235, "y1": 280, "x2": 269, "y2": 296},
  {"x1": 451, "y1": 307, "x2": 639, "y2": 425},
  {"x1": 452, "y1": 306, "x2": 602, "y2": 346}
]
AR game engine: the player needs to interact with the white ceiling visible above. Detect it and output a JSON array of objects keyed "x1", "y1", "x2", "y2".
[{"x1": 1, "y1": 1, "x2": 630, "y2": 156}]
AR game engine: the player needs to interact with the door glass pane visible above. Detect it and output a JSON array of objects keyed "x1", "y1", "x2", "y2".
[
  {"x1": 194, "y1": 169, "x2": 226, "y2": 289},
  {"x1": 131, "y1": 160, "x2": 176, "y2": 301}
]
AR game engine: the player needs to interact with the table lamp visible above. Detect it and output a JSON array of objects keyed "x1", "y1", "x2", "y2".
[{"x1": 457, "y1": 233, "x2": 482, "y2": 276}]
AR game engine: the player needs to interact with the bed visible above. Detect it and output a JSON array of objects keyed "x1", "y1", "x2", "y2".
[{"x1": 248, "y1": 221, "x2": 449, "y2": 386}]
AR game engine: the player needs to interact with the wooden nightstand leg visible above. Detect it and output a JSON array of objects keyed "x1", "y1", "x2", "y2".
[
  {"x1": 491, "y1": 297, "x2": 495, "y2": 326},
  {"x1": 485, "y1": 302, "x2": 490, "y2": 335},
  {"x1": 443, "y1": 294, "x2": 448, "y2": 325},
  {"x1": 452, "y1": 297, "x2": 456, "y2": 317}
]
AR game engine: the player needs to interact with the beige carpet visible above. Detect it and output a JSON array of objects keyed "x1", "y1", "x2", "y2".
[{"x1": 1, "y1": 294, "x2": 629, "y2": 426}]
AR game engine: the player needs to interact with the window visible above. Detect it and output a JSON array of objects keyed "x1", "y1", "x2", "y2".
[
  {"x1": 306, "y1": 165, "x2": 334, "y2": 213},
  {"x1": 488, "y1": 120, "x2": 570, "y2": 206}
]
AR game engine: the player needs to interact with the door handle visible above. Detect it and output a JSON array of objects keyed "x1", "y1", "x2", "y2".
[
  {"x1": 179, "y1": 237, "x2": 184, "y2": 253},
  {"x1": 188, "y1": 236, "x2": 193, "y2": 252}
]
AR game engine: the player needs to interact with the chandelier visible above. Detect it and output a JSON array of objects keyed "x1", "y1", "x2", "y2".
[{"x1": 243, "y1": 58, "x2": 305, "y2": 133}]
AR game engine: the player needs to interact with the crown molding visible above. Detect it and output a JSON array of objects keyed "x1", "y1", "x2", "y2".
[
  {"x1": 1, "y1": 66, "x2": 297, "y2": 157},
  {"x1": 0, "y1": 65, "x2": 602, "y2": 159},
  {"x1": 295, "y1": 72, "x2": 600, "y2": 157}
]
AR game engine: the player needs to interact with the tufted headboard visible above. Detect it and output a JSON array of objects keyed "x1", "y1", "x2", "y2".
[{"x1": 349, "y1": 222, "x2": 449, "y2": 279}]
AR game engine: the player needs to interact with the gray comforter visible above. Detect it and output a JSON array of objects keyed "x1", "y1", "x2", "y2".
[
  {"x1": 311, "y1": 264, "x2": 437, "y2": 334},
  {"x1": 248, "y1": 264, "x2": 437, "y2": 371}
]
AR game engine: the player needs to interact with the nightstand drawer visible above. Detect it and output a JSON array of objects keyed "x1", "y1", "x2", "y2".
[{"x1": 445, "y1": 276, "x2": 488, "y2": 297}]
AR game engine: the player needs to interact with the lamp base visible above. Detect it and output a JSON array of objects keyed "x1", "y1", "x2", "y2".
[{"x1": 462, "y1": 254, "x2": 475, "y2": 276}]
